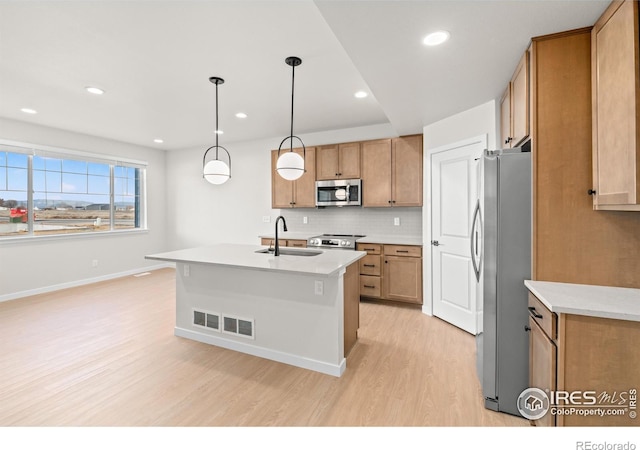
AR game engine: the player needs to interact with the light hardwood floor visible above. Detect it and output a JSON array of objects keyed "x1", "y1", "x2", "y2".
[{"x1": 0, "y1": 268, "x2": 527, "y2": 426}]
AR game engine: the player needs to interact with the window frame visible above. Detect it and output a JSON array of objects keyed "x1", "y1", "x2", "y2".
[{"x1": 0, "y1": 139, "x2": 148, "y2": 242}]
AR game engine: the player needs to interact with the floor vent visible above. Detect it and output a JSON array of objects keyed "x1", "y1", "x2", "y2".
[
  {"x1": 222, "y1": 315, "x2": 254, "y2": 339},
  {"x1": 192, "y1": 309, "x2": 220, "y2": 332}
]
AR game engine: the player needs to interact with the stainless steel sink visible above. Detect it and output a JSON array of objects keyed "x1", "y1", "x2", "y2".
[{"x1": 255, "y1": 248, "x2": 322, "y2": 257}]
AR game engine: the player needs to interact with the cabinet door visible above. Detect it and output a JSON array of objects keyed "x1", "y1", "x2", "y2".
[
  {"x1": 338, "y1": 142, "x2": 361, "y2": 179},
  {"x1": 392, "y1": 135, "x2": 423, "y2": 206},
  {"x1": 316, "y1": 145, "x2": 340, "y2": 180},
  {"x1": 361, "y1": 139, "x2": 392, "y2": 207},
  {"x1": 592, "y1": 0, "x2": 640, "y2": 210},
  {"x1": 511, "y1": 52, "x2": 530, "y2": 146},
  {"x1": 500, "y1": 85, "x2": 512, "y2": 147},
  {"x1": 292, "y1": 147, "x2": 316, "y2": 207},
  {"x1": 271, "y1": 150, "x2": 294, "y2": 208},
  {"x1": 529, "y1": 317, "x2": 556, "y2": 427},
  {"x1": 383, "y1": 255, "x2": 422, "y2": 304}
]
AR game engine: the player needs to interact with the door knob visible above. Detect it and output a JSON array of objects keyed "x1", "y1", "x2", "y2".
[{"x1": 431, "y1": 240, "x2": 440, "y2": 246}]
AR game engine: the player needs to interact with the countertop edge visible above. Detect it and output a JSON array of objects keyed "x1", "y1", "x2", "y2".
[
  {"x1": 145, "y1": 246, "x2": 366, "y2": 278},
  {"x1": 524, "y1": 280, "x2": 640, "y2": 323}
]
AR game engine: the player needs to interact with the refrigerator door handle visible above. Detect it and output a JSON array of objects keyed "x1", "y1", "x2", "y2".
[{"x1": 471, "y1": 199, "x2": 482, "y2": 282}]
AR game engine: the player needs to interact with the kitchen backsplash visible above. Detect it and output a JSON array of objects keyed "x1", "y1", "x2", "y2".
[{"x1": 280, "y1": 207, "x2": 422, "y2": 237}]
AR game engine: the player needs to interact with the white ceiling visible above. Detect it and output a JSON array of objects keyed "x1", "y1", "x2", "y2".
[{"x1": 0, "y1": 0, "x2": 610, "y2": 151}]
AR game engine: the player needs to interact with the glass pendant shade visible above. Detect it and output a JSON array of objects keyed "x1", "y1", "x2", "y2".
[
  {"x1": 277, "y1": 56, "x2": 306, "y2": 181},
  {"x1": 203, "y1": 159, "x2": 230, "y2": 185},
  {"x1": 276, "y1": 151, "x2": 305, "y2": 181}
]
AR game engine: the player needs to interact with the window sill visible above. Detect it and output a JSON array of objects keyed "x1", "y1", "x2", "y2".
[{"x1": 0, "y1": 228, "x2": 149, "y2": 245}]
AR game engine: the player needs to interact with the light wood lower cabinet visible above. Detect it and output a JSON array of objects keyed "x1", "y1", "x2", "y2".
[
  {"x1": 357, "y1": 243, "x2": 422, "y2": 305},
  {"x1": 383, "y1": 255, "x2": 422, "y2": 304},
  {"x1": 528, "y1": 314, "x2": 556, "y2": 427},
  {"x1": 260, "y1": 238, "x2": 307, "y2": 248},
  {"x1": 527, "y1": 292, "x2": 640, "y2": 426},
  {"x1": 343, "y1": 261, "x2": 360, "y2": 357}
]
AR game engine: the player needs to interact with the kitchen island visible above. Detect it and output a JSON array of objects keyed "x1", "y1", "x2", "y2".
[{"x1": 145, "y1": 243, "x2": 365, "y2": 377}]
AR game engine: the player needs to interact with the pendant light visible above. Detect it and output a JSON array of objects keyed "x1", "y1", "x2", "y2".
[
  {"x1": 276, "y1": 56, "x2": 306, "y2": 181},
  {"x1": 203, "y1": 76, "x2": 231, "y2": 185}
]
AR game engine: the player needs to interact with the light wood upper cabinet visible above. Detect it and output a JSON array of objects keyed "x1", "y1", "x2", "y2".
[
  {"x1": 271, "y1": 147, "x2": 316, "y2": 208},
  {"x1": 361, "y1": 139, "x2": 393, "y2": 207},
  {"x1": 501, "y1": 51, "x2": 530, "y2": 148},
  {"x1": 316, "y1": 142, "x2": 361, "y2": 180},
  {"x1": 591, "y1": 0, "x2": 640, "y2": 211},
  {"x1": 500, "y1": 85, "x2": 512, "y2": 148},
  {"x1": 392, "y1": 135, "x2": 423, "y2": 206},
  {"x1": 361, "y1": 135, "x2": 423, "y2": 207}
]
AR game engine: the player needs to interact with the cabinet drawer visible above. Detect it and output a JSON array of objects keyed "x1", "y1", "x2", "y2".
[
  {"x1": 360, "y1": 275, "x2": 381, "y2": 298},
  {"x1": 287, "y1": 239, "x2": 307, "y2": 248},
  {"x1": 356, "y1": 243, "x2": 382, "y2": 254},
  {"x1": 359, "y1": 255, "x2": 382, "y2": 276},
  {"x1": 528, "y1": 293, "x2": 556, "y2": 340},
  {"x1": 384, "y1": 244, "x2": 422, "y2": 257}
]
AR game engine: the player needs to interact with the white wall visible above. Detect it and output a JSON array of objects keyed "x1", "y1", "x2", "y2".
[
  {"x1": 421, "y1": 100, "x2": 498, "y2": 315},
  {"x1": 0, "y1": 118, "x2": 168, "y2": 300},
  {"x1": 166, "y1": 123, "x2": 396, "y2": 250},
  {"x1": 423, "y1": 100, "x2": 498, "y2": 153}
]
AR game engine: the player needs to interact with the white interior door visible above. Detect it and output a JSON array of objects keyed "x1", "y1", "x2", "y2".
[{"x1": 430, "y1": 139, "x2": 485, "y2": 335}]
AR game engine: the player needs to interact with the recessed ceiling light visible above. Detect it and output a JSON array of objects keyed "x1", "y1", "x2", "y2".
[
  {"x1": 423, "y1": 30, "x2": 450, "y2": 46},
  {"x1": 153, "y1": 139, "x2": 164, "y2": 144},
  {"x1": 235, "y1": 112, "x2": 247, "y2": 119},
  {"x1": 215, "y1": 130, "x2": 224, "y2": 135},
  {"x1": 354, "y1": 91, "x2": 368, "y2": 99},
  {"x1": 21, "y1": 108, "x2": 37, "y2": 114},
  {"x1": 85, "y1": 86, "x2": 105, "y2": 95}
]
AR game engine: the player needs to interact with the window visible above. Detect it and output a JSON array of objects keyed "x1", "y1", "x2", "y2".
[{"x1": 0, "y1": 141, "x2": 147, "y2": 239}]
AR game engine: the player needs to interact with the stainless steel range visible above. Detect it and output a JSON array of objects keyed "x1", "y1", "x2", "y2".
[{"x1": 307, "y1": 234, "x2": 365, "y2": 250}]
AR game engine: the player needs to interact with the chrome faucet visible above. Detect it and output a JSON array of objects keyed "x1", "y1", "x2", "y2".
[{"x1": 274, "y1": 215, "x2": 288, "y2": 256}]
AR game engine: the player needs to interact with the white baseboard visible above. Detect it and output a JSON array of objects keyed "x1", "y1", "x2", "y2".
[
  {"x1": 0, "y1": 262, "x2": 174, "y2": 303},
  {"x1": 175, "y1": 327, "x2": 346, "y2": 378}
]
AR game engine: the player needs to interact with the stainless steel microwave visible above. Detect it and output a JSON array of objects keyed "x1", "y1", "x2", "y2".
[{"x1": 315, "y1": 179, "x2": 362, "y2": 207}]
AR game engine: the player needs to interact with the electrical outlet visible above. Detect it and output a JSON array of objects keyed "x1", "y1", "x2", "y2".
[
  {"x1": 303, "y1": 216, "x2": 308, "y2": 224},
  {"x1": 184, "y1": 264, "x2": 190, "y2": 277},
  {"x1": 92, "y1": 259, "x2": 98, "y2": 268},
  {"x1": 394, "y1": 217, "x2": 400, "y2": 226},
  {"x1": 314, "y1": 280, "x2": 323, "y2": 295},
  {"x1": 262, "y1": 216, "x2": 271, "y2": 223}
]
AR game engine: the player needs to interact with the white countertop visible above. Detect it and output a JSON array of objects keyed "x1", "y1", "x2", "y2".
[
  {"x1": 258, "y1": 232, "x2": 422, "y2": 246},
  {"x1": 146, "y1": 243, "x2": 366, "y2": 277},
  {"x1": 525, "y1": 280, "x2": 640, "y2": 322}
]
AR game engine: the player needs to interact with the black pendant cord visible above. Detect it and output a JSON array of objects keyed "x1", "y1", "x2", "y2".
[
  {"x1": 289, "y1": 63, "x2": 295, "y2": 152},
  {"x1": 215, "y1": 81, "x2": 219, "y2": 160}
]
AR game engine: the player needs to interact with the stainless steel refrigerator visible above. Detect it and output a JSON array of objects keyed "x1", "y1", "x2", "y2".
[{"x1": 474, "y1": 146, "x2": 531, "y2": 417}]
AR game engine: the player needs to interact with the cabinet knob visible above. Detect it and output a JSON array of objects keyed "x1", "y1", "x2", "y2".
[
  {"x1": 388, "y1": 200, "x2": 392, "y2": 204},
  {"x1": 588, "y1": 189, "x2": 597, "y2": 196},
  {"x1": 524, "y1": 325, "x2": 531, "y2": 332},
  {"x1": 505, "y1": 137, "x2": 513, "y2": 144}
]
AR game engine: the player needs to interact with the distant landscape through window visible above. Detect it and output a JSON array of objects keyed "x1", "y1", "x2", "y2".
[{"x1": 0, "y1": 142, "x2": 146, "y2": 238}]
